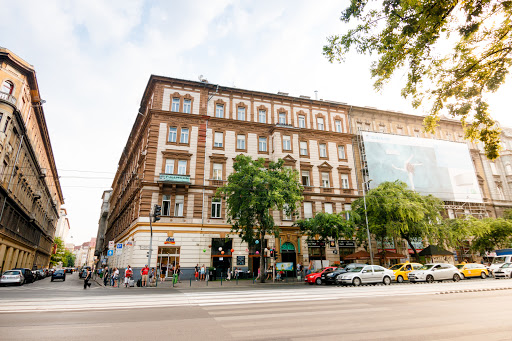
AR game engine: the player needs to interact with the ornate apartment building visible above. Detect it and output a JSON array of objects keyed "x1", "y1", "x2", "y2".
[
  {"x1": 105, "y1": 75, "x2": 358, "y2": 277},
  {"x1": 0, "y1": 48, "x2": 64, "y2": 272}
]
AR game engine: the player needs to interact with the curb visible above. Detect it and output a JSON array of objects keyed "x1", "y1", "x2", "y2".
[{"x1": 436, "y1": 287, "x2": 512, "y2": 295}]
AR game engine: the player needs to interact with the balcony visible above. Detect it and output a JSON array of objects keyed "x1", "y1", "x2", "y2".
[
  {"x1": 303, "y1": 186, "x2": 314, "y2": 193},
  {"x1": 209, "y1": 179, "x2": 226, "y2": 187},
  {"x1": 0, "y1": 91, "x2": 16, "y2": 105},
  {"x1": 158, "y1": 173, "x2": 191, "y2": 184},
  {"x1": 321, "y1": 187, "x2": 333, "y2": 194}
]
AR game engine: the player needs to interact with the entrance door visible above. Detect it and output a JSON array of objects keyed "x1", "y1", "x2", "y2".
[
  {"x1": 280, "y1": 242, "x2": 296, "y2": 278},
  {"x1": 157, "y1": 247, "x2": 180, "y2": 278}
]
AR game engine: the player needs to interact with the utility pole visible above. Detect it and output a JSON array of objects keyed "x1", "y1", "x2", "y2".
[{"x1": 148, "y1": 204, "x2": 161, "y2": 286}]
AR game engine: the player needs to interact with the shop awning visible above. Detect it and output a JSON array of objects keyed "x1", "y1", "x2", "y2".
[
  {"x1": 418, "y1": 245, "x2": 453, "y2": 256},
  {"x1": 343, "y1": 250, "x2": 371, "y2": 260},
  {"x1": 375, "y1": 251, "x2": 406, "y2": 259}
]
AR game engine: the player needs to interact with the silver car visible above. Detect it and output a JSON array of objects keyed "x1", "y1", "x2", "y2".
[
  {"x1": 0, "y1": 270, "x2": 24, "y2": 286},
  {"x1": 493, "y1": 263, "x2": 512, "y2": 279},
  {"x1": 336, "y1": 265, "x2": 394, "y2": 286},
  {"x1": 408, "y1": 263, "x2": 461, "y2": 283}
]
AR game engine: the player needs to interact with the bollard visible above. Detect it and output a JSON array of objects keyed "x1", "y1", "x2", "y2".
[
  {"x1": 236, "y1": 275, "x2": 238, "y2": 285},
  {"x1": 221, "y1": 273, "x2": 223, "y2": 286},
  {"x1": 190, "y1": 275, "x2": 192, "y2": 287}
]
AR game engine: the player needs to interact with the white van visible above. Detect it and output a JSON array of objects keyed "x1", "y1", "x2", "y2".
[{"x1": 489, "y1": 255, "x2": 512, "y2": 274}]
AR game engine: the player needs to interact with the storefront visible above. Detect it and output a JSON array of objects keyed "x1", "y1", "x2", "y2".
[
  {"x1": 157, "y1": 245, "x2": 180, "y2": 279},
  {"x1": 280, "y1": 242, "x2": 296, "y2": 278},
  {"x1": 338, "y1": 240, "x2": 357, "y2": 263}
]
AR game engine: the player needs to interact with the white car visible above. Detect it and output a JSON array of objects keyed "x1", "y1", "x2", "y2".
[
  {"x1": 408, "y1": 263, "x2": 462, "y2": 283},
  {"x1": 336, "y1": 265, "x2": 394, "y2": 286},
  {"x1": 493, "y1": 263, "x2": 512, "y2": 279},
  {"x1": 0, "y1": 270, "x2": 24, "y2": 286}
]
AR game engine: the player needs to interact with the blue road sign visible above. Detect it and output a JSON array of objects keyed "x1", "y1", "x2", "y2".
[
  {"x1": 116, "y1": 243, "x2": 123, "y2": 249},
  {"x1": 107, "y1": 250, "x2": 114, "y2": 257}
]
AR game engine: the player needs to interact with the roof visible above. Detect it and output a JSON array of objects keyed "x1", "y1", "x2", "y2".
[{"x1": 418, "y1": 245, "x2": 453, "y2": 256}]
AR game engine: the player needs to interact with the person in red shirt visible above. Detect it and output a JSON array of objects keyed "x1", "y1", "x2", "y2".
[{"x1": 141, "y1": 265, "x2": 149, "y2": 287}]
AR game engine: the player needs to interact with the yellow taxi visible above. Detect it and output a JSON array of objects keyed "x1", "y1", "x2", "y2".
[
  {"x1": 456, "y1": 262, "x2": 489, "y2": 279},
  {"x1": 389, "y1": 262, "x2": 423, "y2": 283}
]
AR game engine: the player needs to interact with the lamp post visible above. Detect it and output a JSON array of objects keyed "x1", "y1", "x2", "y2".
[{"x1": 362, "y1": 179, "x2": 374, "y2": 265}]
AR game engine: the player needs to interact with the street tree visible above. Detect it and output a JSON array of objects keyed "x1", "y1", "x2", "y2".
[
  {"x1": 324, "y1": 0, "x2": 512, "y2": 160},
  {"x1": 50, "y1": 237, "x2": 66, "y2": 266},
  {"x1": 62, "y1": 250, "x2": 76, "y2": 268},
  {"x1": 217, "y1": 155, "x2": 303, "y2": 282},
  {"x1": 294, "y1": 212, "x2": 355, "y2": 265},
  {"x1": 472, "y1": 218, "x2": 512, "y2": 252},
  {"x1": 351, "y1": 181, "x2": 444, "y2": 260},
  {"x1": 437, "y1": 217, "x2": 489, "y2": 252}
]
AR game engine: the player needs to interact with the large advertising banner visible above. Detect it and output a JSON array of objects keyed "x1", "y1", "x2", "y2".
[{"x1": 362, "y1": 131, "x2": 482, "y2": 203}]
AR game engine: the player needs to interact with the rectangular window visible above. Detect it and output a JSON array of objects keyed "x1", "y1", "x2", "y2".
[
  {"x1": 341, "y1": 174, "x2": 350, "y2": 189},
  {"x1": 162, "y1": 195, "x2": 171, "y2": 216},
  {"x1": 379, "y1": 125, "x2": 386, "y2": 133},
  {"x1": 168, "y1": 127, "x2": 177, "y2": 142},
  {"x1": 171, "y1": 98, "x2": 180, "y2": 112},
  {"x1": 321, "y1": 172, "x2": 330, "y2": 188},
  {"x1": 174, "y1": 195, "x2": 184, "y2": 217},
  {"x1": 319, "y1": 143, "x2": 327, "y2": 158},
  {"x1": 237, "y1": 134, "x2": 246, "y2": 150},
  {"x1": 304, "y1": 202, "x2": 313, "y2": 219},
  {"x1": 338, "y1": 145, "x2": 346, "y2": 159},
  {"x1": 300, "y1": 141, "x2": 308, "y2": 156},
  {"x1": 344, "y1": 204, "x2": 351, "y2": 220},
  {"x1": 283, "y1": 136, "x2": 291, "y2": 151},
  {"x1": 335, "y1": 120, "x2": 343, "y2": 133},
  {"x1": 165, "y1": 159, "x2": 174, "y2": 174},
  {"x1": 214, "y1": 132, "x2": 223, "y2": 148},
  {"x1": 180, "y1": 128, "x2": 189, "y2": 144},
  {"x1": 183, "y1": 99, "x2": 191, "y2": 113},
  {"x1": 283, "y1": 204, "x2": 292, "y2": 221},
  {"x1": 279, "y1": 113, "x2": 286, "y2": 124},
  {"x1": 212, "y1": 163, "x2": 223, "y2": 180},
  {"x1": 397, "y1": 127, "x2": 403, "y2": 135},
  {"x1": 177, "y1": 160, "x2": 187, "y2": 175},
  {"x1": 215, "y1": 104, "x2": 224, "y2": 118},
  {"x1": 490, "y1": 162, "x2": 498, "y2": 175},
  {"x1": 317, "y1": 117, "x2": 324, "y2": 130},
  {"x1": 259, "y1": 110, "x2": 266, "y2": 123},
  {"x1": 298, "y1": 115, "x2": 306, "y2": 128},
  {"x1": 237, "y1": 107, "x2": 245, "y2": 121},
  {"x1": 211, "y1": 198, "x2": 222, "y2": 218},
  {"x1": 259, "y1": 137, "x2": 267, "y2": 152},
  {"x1": 324, "y1": 203, "x2": 333, "y2": 214},
  {"x1": 301, "y1": 171, "x2": 310, "y2": 186}
]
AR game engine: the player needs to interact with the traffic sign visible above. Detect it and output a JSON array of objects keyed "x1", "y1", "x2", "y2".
[
  {"x1": 107, "y1": 250, "x2": 114, "y2": 257},
  {"x1": 116, "y1": 243, "x2": 123, "y2": 249},
  {"x1": 116, "y1": 248, "x2": 122, "y2": 255},
  {"x1": 108, "y1": 241, "x2": 115, "y2": 249}
]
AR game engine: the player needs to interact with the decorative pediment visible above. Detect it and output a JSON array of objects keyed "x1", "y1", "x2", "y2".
[
  {"x1": 299, "y1": 162, "x2": 313, "y2": 169},
  {"x1": 318, "y1": 161, "x2": 333, "y2": 170},
  {"x1": 210, "y1": 153, "x2": 228, "y2": 161},
  {"x1": 162, "y1": 150, "x2": 192, "y2": 159},
  {"x1": 337, "y1": 165, "x2": 352, "y2": 172},
  {"x1": 282, "y1": 154, "x2": 296, "y2": 163}
]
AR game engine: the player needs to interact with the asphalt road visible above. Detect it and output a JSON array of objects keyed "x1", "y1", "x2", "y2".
[{"x1": 1, "y1": 274, "x2": 512, "y2": 340}]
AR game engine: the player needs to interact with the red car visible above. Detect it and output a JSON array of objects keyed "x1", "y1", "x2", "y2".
[{"x1": 305, "y1": 267, "x2": 338, "y2": 285}]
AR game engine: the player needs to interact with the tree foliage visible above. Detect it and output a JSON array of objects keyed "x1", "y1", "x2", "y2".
[
  {"x1": 50, "y1": 237, "x2": 65, "y2": 266},
  {"x1": 436, "y1": 217, "x2": 489, "y2": 250},
  {"x1": 217, "y1": 154, "x2": 303, "y2": 282},
  {"x1": 472, "y1": 217, "x2": 512, "y2": 252},
  {"x1": 324, "y1": 0, "x2": 512, "y2": 159}
]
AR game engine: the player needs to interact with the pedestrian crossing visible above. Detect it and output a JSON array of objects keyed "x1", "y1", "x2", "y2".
[{"x1": 0, "y1": 279, "x2": 511, "y2": 313}]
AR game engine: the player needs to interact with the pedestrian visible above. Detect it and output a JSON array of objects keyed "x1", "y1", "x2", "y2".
[
  {"x1": 113, "y1": 267, "x2": 119, "y2": 287},
  {"x1": 160, "y1": 263, "x2": 167, "y2": 283},
  {"x1": 150, "y1": 268, "x2": 156, "y2": 286},
  {"x1": 83, "y1": 267, "x2": 92, "y2": 289},
  {"x1": 103, "y1": 266, "x2": 109, "y2": 286},
  {"x1": 266, "y1": 265, "x2": 272, "y2": 280},
  {"x1": 176, "y1": 264, "x2": 181, "y2": 283},
  {"x1": 141, "y1": 264, "x2": 149, "y2": 287},
  {"x1": 256, "y1": 267, "x2": 261, "y2": 280},
  {"x1": 194, "y1": 268, "x2": 199, "y2": 281},
  {"x1": 124, "y1": 265, "x2": 133, "y2": 288},
  {"x1": 227, "y1": 267, "x2": 231, "y2": 281}
]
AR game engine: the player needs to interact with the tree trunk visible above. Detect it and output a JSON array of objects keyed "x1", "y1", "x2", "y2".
[
  {"x1": 404, "y1": 236, "x2": 419, "y2": 262},
  {"x1": 259, "y1": 231, "x2": 265, "y2": 283},
  {"x1": 319, "y1": 241, "x2": 324, "y2": 268}
]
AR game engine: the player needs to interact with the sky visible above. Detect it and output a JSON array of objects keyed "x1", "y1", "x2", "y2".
[{"x1": 1, "y1": 0, "x2": 511, "y2": 245}]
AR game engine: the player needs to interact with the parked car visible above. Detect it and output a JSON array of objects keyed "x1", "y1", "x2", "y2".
[
  {"x1": 389, "y1": 262, "x2": 423, "y2": 283},
  {"x1": 493, "y1": 263, "x2": 512, "y2": 279},
  {"x1": 51, "y1": 269, "x2": 66, "y2": 282},
  {"x1": 305, "y1": 267, "x2": 338, "y2": 285},
  {"x1": 12, "y1": 268, "x2": 35, "y2": 283},
  {"x1": 0, "y1": 269, "x2": 24, "y2": 286},
  {"x1": 78, "y1": 266, "x2": 92, "y2": 279},
  {"x1": 456, "y1": 263, "x2": 489, "y2": 279},
  {"x1": 489, "y1": 255, "x2": 512, "y2": 275},
  {"x1": 37, "y1": 269, "x2": 46, "y2": 279},
  {"x1": 336, "y1": 265, "x2": 394, "y2": 286},
  {"x1": 65, "y1": 268, "x2": 73, "y2": 274},
  {"x1": 321, "y1": 263, "x2": 368, "y2": 285},
  {"x1": 408, "y1": 263, "x2": 461, "y2": 283}
]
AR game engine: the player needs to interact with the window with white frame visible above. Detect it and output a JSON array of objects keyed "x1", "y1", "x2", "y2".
[
  {"x1": 341, "y1": 174, "x2": 350, "y2": 189},
  {"x1": 177, "y1": 160, "x2": 187, "y2": 175},
  {"x1": 301, "y1": 170, "x2": 310, "y2": 186},
  {"x1": 237, "y1": 134, "x2": 246, "y2": 150},
  {"x1": 258, "y1": 110, "x2": 266, "y2": 123},
  {"x1": 300, "y1": 141, "x2": 308, "y2": 156},
  {"x1": 174, "y1": 195, "x2": 184, "y2": 217},
  {"x1": 338, "y1": 145, "x2": 346, "y2": 159},
  {"x1": 165, "y1": 159, "x2": 174, "y2": 174},
  {"x1": 335, "y1": 120, "x2": 343, "y2": 133},
  {"x1": 304, "y1": 202, "x2": 313, "y2": 219},
  {"x1": 215, "y1": 104, "x2": 224, "y2": 118},
  {"x1": 321, "y1": 172, "x2": 330, "y2": 187},
  {"x1": 212, "y1": 163, "x2": 223, "y2": 180},
  {"x1": 324, "y1": 203, "x2": 333, "y2": 214},
  {"x1": 162, "y1": 195, "x2": 171, "y2": 216},
  {"x1": 298, "y1": 115, "x2": 306, "y2": 128},
  {"x1": 283, "y1": 203, "x2": 292, "y2": 221},
  {"x1": 183, "y1": 99, "x2": 191, "y2": 113},
  {"x1": 237, "y1": 107, "x2": 245, "y2": 121},
  {"x1": 259, "y1": 137, "x2": 267, "y2": 152},
  {"x1": 214, "y1": 132, "x2": 223, "y2": 148},
  {"x1": 317, "y1": 117, "x2": 324, "y2": 130},
  {"x1": 279, "y1": 113, "x2": 286, "y2": 124},
  {"x1": 1, "y1": 80, "x2": 14, "y2": 95},
  {"x1": 319, "y1": 143, "x2": 327, "y2": 158},
  {"x1": 168, "y1": 127, "x2": 177, "y2": 142},
  {"x1": 211, "y1": 198, "x2": 222, "y2": 218},
  {"x1": 283, "y1": 135, "x2": 291, "y2": 151},
  {"x1": 171, "y1": 98, "x2": 180, "y2": 112},
  {"x1": 180, "y1": 128, "x2": 189, "y2": 144}
]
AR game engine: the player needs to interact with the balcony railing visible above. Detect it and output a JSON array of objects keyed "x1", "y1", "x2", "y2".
[
  {"x1": 0, "y1": 91, "x2": 16, "y2": 105},
  {"x1": 159, "y1": 173, "x2": 191, "y2": 184},
  {"x1": 209, "y1": 179, "x2": 226, "y2": 187}
]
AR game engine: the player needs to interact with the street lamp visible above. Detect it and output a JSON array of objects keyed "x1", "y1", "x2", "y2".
[{"x1": 362, "y1": 179, "x2": 374, "y2": 265}]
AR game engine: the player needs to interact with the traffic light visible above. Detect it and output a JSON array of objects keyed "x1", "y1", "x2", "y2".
[
  {"x1": 273, "y1": 249, "x2": 278, "y2": 259},
  {"x1": 153, "y1": 204, "x2": 162, "y2": 222},
  {"x1": 269, "y1": 249, "x2": 274, "y2": 258}
]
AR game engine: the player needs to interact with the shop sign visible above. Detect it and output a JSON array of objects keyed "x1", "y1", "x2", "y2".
[
  {"x1": 329, "y1": 241, "x2": 336, "y2": 248},
  {"x1": 236, "y1": 256, "x2": 245, "y2": 266},
  {"x1": 108, "y1": 241, "x2": 115, "y2": 249},
  {"x1": 164, "y1": 237, "x2": 175, "y2": 245},
  {"x1": 107, "y1": 250, "x2": 114, "y2": 257},
  {"x1": 159, "y1": 174, "x2": 191, "y2": 184},
  {"x1": 307, "y1": 240, "x2": 325, "y2": 247},
  {"x1": 139, "y1": 245, "x2": 150, "y2": 250},
  {"x1": 338, "y1": 240, "x2": 356, "y2": 247}
]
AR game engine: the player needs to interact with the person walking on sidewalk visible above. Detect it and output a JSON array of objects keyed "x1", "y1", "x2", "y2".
[
  {"x1": 141, "y1": 264, "x2": 149, "y2": 287},
  {"x1": 83, "y1": 268, "x2": 92, "y2": 289},
  {"x1": 103, "y1": 266, "x2": 109, "y2": 286},
  {"x1": 200, "y1": 264, "x2": 206, "y2": 281},
  {"x1": 160, "y1": 263, "x2": 167, "y2": 283},
  {"x1": 124, "y1": 265, "x2": 133, "y2": 288},
  {"x1": 113, "y1": 268, "x2": 119, "y2": 287}
]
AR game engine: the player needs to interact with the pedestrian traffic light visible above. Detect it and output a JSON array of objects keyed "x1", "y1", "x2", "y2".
[
  {"x1": 153, "y1": 204, "x2": 162, "y2": 222},
  {"x1": 274, "y1": 249, "x2": 278, "y2": 259},
  {"x1": 269, "y1": 249, "x2": 274, "y2": 258}
]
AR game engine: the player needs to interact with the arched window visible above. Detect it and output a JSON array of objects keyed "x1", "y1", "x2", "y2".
[{"x1": 1, "y1": 80, "x2": 14, "y2": 95}]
